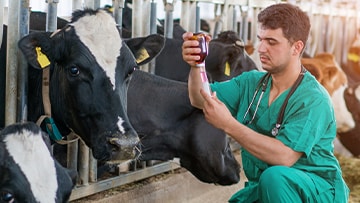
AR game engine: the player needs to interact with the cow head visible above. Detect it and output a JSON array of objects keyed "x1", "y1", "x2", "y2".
[
  {"x1": 0, "y1": 122, "x2": 76, "y2": 203},
  {"x1": 206, "y1": 31, "x2": 259, "y2": 82},
  {"x1": 18, "y1": 9, "x2": 164, "y2": 162}
]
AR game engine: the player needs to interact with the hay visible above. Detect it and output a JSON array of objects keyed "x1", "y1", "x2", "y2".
[{"x1": 336, "y1": 153, "x2": 360, "y2": 203}]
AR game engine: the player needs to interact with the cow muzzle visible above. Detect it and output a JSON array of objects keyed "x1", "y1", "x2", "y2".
[{"x1": 107, "y1": 132, "x2": 140, "y2": 163}]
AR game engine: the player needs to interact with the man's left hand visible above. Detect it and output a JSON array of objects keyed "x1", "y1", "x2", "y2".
[{"x1": 200, "y1": 89, "x2": 234, "y2": 131}]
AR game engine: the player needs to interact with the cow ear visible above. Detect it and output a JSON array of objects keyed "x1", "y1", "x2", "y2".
[
  {"x1": 18, "y1": 31, "x2": 53, "y2": 69},
  {"x1": 323, "y1": 66, "x2": 338, "y2": 79},
  {"x1": 124, "y1": 34, "x2": 165, "y2": 66}
]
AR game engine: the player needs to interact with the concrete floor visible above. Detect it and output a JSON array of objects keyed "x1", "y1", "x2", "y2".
[{"x1": 71, "y1": 152, "x2": 246, "y2": 203}]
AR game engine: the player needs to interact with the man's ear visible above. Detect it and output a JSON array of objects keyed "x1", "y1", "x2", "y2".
[{"x1": 293, "y1": 40, "x2": 304, "y2": 56}]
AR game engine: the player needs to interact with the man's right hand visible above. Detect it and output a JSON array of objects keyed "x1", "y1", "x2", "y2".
[{"x1": 182, "y1": 32, "x2": 211, "y2": 67}]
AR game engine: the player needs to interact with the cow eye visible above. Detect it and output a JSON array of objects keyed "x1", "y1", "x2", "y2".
[
  {"x1": 1, "y1": 191, "x2": 14, "y2": 202},
  {"x1": 69, "y1": 65, "x2": 80, "y2": 76}
]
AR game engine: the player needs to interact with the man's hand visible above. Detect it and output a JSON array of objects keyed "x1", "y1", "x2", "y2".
[
  {"x1": 200, "y1": 89, "x2": 234, "y2": 131},
  {"x1": 182, "y1": 32, "x2": 211, "y2": 67}
]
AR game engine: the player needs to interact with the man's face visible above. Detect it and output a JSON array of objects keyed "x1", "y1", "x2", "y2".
[{"x1": 256, "y1": 27, "x2": 294, "y2": 72}]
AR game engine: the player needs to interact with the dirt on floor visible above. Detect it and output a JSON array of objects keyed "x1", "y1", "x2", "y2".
[{"x1": 71, "y1": 152, "x2": 360, "y2": 203}]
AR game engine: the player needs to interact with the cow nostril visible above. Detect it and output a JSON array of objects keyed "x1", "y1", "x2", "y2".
[{"x1": 106, "y1": 132, "x2": 141, "y2": 161}]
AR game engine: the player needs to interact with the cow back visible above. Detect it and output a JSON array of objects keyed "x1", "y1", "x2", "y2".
[{"x1": 127, "y1": 70, "x2": 241, "y2": 185}]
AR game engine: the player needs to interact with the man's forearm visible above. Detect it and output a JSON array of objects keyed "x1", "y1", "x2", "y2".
[{"x1": 188, "y1": 66, "x2": 206, "y2": 109}]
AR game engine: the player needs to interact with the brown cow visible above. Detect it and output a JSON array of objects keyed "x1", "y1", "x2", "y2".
[
  {"x1": 343, "y1": 35, "x2": 360, "y2": 83},
  {"x1": 301, "y1": 53, "x2": 355, "y2": 133},
  {"x1": 337, "y1": 82, "x2": 360, "y2": 156}
]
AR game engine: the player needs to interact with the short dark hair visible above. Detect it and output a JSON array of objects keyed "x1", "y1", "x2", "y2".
[{"x1": 257, "y1": 3, "x2": 310, "y2": 46}]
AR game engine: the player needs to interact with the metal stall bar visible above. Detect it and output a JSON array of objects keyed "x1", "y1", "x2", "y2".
[
  {"x1": 149, "y1": 0, "x2": 157, "y2": 74},
  {"x1": 17, "y1": 0, "x2": 30, "y2": 123},
  {"x1": 0, "y1": 0, "x2": 4, "y2": 47},
  {"x1": 113, "y1": 0, "x2": 125, "y2": 32},
  {"x1": 240, "y1": 4, "x2": 249, "y2": 43},
  {"x1": 72, "y1": 0, "x2": 82, "y2": 11},
  {"x1": 79, "y1": 140, "x2": 90, "y2": 185},
  {"x1": 132, "y1": 0, "x2": 143, "y2": 37},
  {"x1": 180, "y1": 0, "x2": 189, "y2": 31},
  {"x1": 195, "y1": 2, "x2": 200, "y2": 32},
  {"x1": 222, "y1": 0, "x2": 248, "y2": 34},
  {"x1": 89, "y1": 150, "x2": 97, "y2": 183},
  {"x1": 5, "y1": 0, "x2": 20, "y2": 126},
  {"x1": 0, "y1": 0, "x2": 4, "y2": 128},
  {"x1": 213, "y1": 3, "x2": 222, "y2": 37},
  {"x1": 84, "y1": 0, "x2": 101, "y2": 9},
  {"x1": 163, "y1": 0, "x2": 175, "y2": 39},
  {"x1": 67, "y1": 133, "x2": 78, "y2": 173},
  {"x1": 339, "y1": 3, "x2": 358, "y2": 66},
  {"x1": 231, "y1": 5, "x2": 236, "y2": 32},
  {"x1": 150, "y1": 0, "x2": 157, "y2": 35},
  {"x1": 46, "y1": 0, "x2": 58, "y2": 32},
  {"x1": 142, "y1": 0, "x2": 151, "y2": 37},
  {"x1": 194, "y1": 0, "x2": 224, "y2": 34}
]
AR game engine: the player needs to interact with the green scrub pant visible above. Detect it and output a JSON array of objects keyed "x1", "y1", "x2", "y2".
[
  {"x1": 257, "y1": 166, "x2": 334, "y2": 203},
  {"x1": 229, "y1": 165, "x2": 349, "y2": 203}
]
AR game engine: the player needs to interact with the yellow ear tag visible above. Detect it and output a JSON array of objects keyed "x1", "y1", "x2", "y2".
[
  {"x1": 224, "y1": 61, "x2": 230, "y2": 76},
  {"x1": 136, "y1": 47, "x2": 150, "y2": 64},
  {"x1": 36, "y1": 47, "x2": 51, "y2": 68},
  {"x1": 348, "y1": 53, "x2": 360, "y2": 63}
]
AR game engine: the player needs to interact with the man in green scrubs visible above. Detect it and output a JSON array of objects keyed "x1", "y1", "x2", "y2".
[{"x1": 181, "y1": 3, "x2": 349, "y2": 203}]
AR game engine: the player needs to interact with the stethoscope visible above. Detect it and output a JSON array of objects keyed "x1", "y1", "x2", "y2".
[{"x1": 243, "y1": 66, "x2": 307, "y2": 136}]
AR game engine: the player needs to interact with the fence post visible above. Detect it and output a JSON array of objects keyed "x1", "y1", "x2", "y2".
[
  {"x1": 46, "y1": 0, "x2": 59, "y2": 32},
  {"x1": 17, "y1": 0, "x2": 30, "y2": 123},
  {"x1": 5, "y1": 0, "x2": 20, "y2": 126}
]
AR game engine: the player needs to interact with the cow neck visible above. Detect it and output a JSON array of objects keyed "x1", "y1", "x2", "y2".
[{"x1": 36, "y1": 66, "x2": 79, "y2": 145}]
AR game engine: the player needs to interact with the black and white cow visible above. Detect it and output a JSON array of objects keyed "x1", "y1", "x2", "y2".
[
  {"x1": 2, "y1": 8, "x2": 241, "y2": 185},
  {"x1": 128, "y1": 70, "x2": 240, "y2": 185},
  {"x1": 155, "y1": 31, "x2": 259, "y2": 82},
  {"x1": 15, "y1": 9, "x2": 164, "y2": 162},
  {"x1": 0, "y1": 122, "x2": 76, "y2": 203}
]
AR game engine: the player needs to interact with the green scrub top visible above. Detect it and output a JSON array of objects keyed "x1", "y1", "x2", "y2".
[{"x1": 210, "y1": 70, "x2": 349, "y2": 203}]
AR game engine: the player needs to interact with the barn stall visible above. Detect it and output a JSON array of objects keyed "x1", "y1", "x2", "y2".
[{"x1": 1, "y1": 0, "x2": 360, "y2": 202}]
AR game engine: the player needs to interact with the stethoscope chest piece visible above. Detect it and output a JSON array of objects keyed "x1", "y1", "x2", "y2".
[{"x1": 271, "y1": 123, "x2": 281, "y2": 136}]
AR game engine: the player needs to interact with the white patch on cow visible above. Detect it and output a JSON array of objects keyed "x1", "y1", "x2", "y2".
[
  {"x1": 355, "y1": 85, "x2": 360, "y2": 101},
  {"x1": 4, "y1": 130, "x2": 58, "y2": 203},
  {"x1": 72, "y1": 10, "x2": 122, "y2": 89},
  {"x1": 332, "y1": 85, "x2": 355, "y2": 133},
  {"x1": 117, "y1": 116, "x2": 125, "y2": 134}
]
